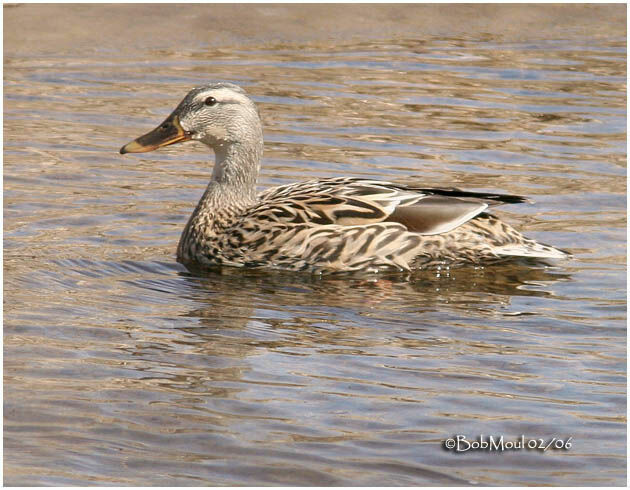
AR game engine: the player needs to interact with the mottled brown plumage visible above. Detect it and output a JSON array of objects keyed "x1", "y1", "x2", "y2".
[{"x1": 120, "y1": 83, "x2": 569, "y2": 273}]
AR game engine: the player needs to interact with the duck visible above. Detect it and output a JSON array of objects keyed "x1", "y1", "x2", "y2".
[{"x1": 120, "y1": 82, "x2": 569, "y2": 273}]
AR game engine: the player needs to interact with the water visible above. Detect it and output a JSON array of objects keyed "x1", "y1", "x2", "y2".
[{"x1": 4, "y1": 7, "x2": 626, "y2": 486}]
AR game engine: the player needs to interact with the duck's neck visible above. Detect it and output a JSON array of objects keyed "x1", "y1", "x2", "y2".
[
  {"x1": 178, "y1": 138, "x2": 264, "y2": 261},
  {"x1": 210, "y1": 140, "x2": 262, "y2": 203},
  {"x1": 196, "y1": 138, "x2": 264, "y2": 221}
]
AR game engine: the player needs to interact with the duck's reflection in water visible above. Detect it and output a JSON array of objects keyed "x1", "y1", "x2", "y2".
[{"x1": 177, "y1": 262, "x2": 571, "y2": 337}]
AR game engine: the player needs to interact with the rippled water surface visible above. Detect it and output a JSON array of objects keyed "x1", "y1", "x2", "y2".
[{"x1": 4, "y1": 11, "x2": 627, "y2": 486}]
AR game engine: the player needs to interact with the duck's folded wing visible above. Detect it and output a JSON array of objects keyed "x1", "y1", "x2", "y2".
[
  {"x1": 254, "y1": 178, "x2": 524, "y2": 235},
  {"x1": 388, "y1": 196, "x2": 488, "y2": 235}
]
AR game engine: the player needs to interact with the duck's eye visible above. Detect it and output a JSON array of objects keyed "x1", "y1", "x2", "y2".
[{"x1": 204, "y1": 96, "x2": 217, "y2": 107}]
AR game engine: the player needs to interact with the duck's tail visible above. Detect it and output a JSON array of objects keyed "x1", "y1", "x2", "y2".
[{"x1": 493, "y1": 240, "x2": 570, "y2": 260}]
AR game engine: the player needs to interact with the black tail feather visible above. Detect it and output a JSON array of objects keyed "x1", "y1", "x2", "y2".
[{"x1": 415, "y1": 187, "x2": 530, "y2": 205}]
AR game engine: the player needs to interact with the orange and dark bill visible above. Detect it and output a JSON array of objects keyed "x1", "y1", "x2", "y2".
[{"x1": 119, "y1": 114, "x2": 192, "y2": 154}]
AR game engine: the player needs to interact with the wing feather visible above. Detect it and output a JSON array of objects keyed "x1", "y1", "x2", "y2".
[{"x1": 254, "y1": 177, "x2": 519, "y2": 235}]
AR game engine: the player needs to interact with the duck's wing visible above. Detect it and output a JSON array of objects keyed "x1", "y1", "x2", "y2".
[{"x1": 255, "y1": 177, "x2": 527, "y2": 235}]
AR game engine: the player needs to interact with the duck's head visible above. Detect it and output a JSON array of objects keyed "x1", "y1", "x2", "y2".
[{"x1": 120, "y1": 83, "x2": 262, "y2": 155}]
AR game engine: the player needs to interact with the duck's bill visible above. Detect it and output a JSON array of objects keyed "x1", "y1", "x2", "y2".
[{"x1": 120, "y1": 115, "x2": 192, "y2": 154}]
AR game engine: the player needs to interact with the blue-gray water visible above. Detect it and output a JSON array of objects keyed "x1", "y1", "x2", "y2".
[{"x1": 4, "y1": 7, "x2": 626, "y2": 486}]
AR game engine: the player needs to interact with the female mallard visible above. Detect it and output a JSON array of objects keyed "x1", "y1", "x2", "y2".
[{"x1": 120, "y1": 83, "x2": 568, "y2": 273}]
